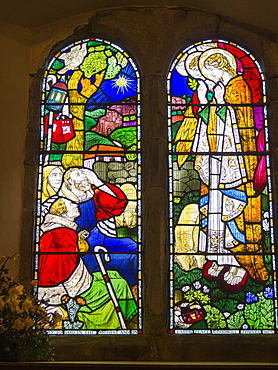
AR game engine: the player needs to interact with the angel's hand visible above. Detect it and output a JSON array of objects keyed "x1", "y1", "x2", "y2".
[{"x1": 214, "y1": 82, "x2": 225, "y2": 104}]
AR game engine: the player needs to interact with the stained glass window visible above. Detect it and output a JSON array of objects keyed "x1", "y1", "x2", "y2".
[
  {"x1": 34, "y1": 38, "x2": 142, "y2": 335},
  {"x1": 168, "y1": 39, "x2": 277, "y2": 334}
]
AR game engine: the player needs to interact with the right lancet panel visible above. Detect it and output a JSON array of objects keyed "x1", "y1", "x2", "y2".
[{"x1": 168, "y1": 40, "x2": 277, "y2": 334}]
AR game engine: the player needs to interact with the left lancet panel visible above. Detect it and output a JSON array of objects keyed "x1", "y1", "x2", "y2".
[{"x1": 34, "y1": 38, "x2": 142, "y2": 335}]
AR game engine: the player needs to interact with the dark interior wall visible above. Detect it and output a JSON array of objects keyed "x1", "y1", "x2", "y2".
[
  {"x1": 0, "y1": 22, "x2": 30, "y2": 277},
  {"x1": 20, "y1": 6, "x2": 278, "y2": 362}
]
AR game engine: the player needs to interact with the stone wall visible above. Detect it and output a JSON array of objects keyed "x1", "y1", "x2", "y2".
[{"x1": 93, "y1": 161, "x2": 137, "y2": 185}]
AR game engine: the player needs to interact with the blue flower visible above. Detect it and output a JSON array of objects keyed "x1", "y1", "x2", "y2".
[
  {"x1": 193, "y1": 281, "x2": 201, "y2": 290},
  {"x1": 181, "y1": 285, "x2": 190, "y2": 293},
  {"x1": 246, "y1": 292, "x2": 258, "y2": 304},
  {"x1": 202, "y1": 285, "x2": 210, "y2": 294},
  {"x1": 264, "y1": 286, "x2": 274, "y2": 299}
]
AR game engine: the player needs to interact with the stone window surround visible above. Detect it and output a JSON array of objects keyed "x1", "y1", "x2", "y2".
[{"x1": 21, "y1": 7, "x2": 278, "y2": 363}]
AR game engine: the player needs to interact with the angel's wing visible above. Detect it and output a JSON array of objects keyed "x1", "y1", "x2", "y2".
[{"x1": 174, "y1": 105, "x2": 198, "y2": 168}]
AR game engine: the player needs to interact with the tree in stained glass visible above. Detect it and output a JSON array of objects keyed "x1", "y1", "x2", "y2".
[
  {"x1": 34, "y1": 38, "x2": 142, "y2": 334},
  {"x1": 168, "y1": 40, "x2": 276, "y2": 333}
]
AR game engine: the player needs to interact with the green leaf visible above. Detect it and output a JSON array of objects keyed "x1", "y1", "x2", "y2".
[
  {"x1": 203, "y1": 305, "x2": 227, "y2": 329},
  {"x1": 261, "y1": 316, "x2": 267, "y2": 326},
  {"x1": 227, "y1": 311, "x2": 245, "y2": 329},
  {"x1": 254, "y1": 320, "x2": 261, "y2": 329},
  {"x1": 246, "y1": 319, "x2": 255, "y2": 328},
  {"x1": 188, "y1": 78, "x2": 198, "y2": 90},
  {"x1": 214, "y1": 298, "x2": 238, "y2": 314}
]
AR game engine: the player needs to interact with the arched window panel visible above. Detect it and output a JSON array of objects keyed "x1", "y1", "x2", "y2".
[
  {"x1": 34, "y1": 38, "x2": 142, "y2": 335},
  {"x1": 168, "y1": 39, "x2": 276, "y2": 334}
]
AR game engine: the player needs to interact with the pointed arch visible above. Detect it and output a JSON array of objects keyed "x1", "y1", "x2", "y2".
[
  {"x1": 34, "y1": 38, "x2": 142, "y2": 334},
  {"x1": 168, "y1": 39, "x2": 276, "y2": 334}
]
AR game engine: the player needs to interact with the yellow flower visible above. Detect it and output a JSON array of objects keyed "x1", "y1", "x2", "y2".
[
  {"x1": 8, "y1": 285, "x2": 24, "y2": 298},
  {"x1": 8, "y1": 297, "x2": 23, "y2": 313},
  {"x1": 52, "y1": 312, "x2": 62, "y2": 326},
  {"x1": 0, "y1": 296, "x2": 5, "y2": 310},
  {"x1": 30, "y1": 280, "x2": 38, "y2": 287},
  {"x1": 37, "y1": 305, "x2": 47, "y2": 313},
  {"x1": 12, "y1": 318, "x2": 25, "y2": 331},
  {"x1": 24, "y1": 317, "x2": 34, "y2": 330},
  {"x1": 22, "y1": 298, "x2": 34, "y2": 312}
]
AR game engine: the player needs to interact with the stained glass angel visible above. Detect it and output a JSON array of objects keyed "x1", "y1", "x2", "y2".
[{"x1": 174, "y1": 47, "x2": 268, "y2": 293}]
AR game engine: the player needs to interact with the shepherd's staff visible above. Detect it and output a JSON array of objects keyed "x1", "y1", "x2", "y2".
[{"x1": 94, "y1": 245, "x2": 127, "y2": 330}]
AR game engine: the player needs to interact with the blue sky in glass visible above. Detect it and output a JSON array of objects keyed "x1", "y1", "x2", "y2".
[
  {"x1": 171, "y1": 70, "x2": 194, "y2": 98},
  {"x1": 85, "y1": 63, "x2": 137, "y2": 106}
]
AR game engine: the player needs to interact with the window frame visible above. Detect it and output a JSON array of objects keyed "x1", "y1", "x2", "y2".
[{"x1": 20, "y1": 8, "x2": 278, "y2": 362}]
